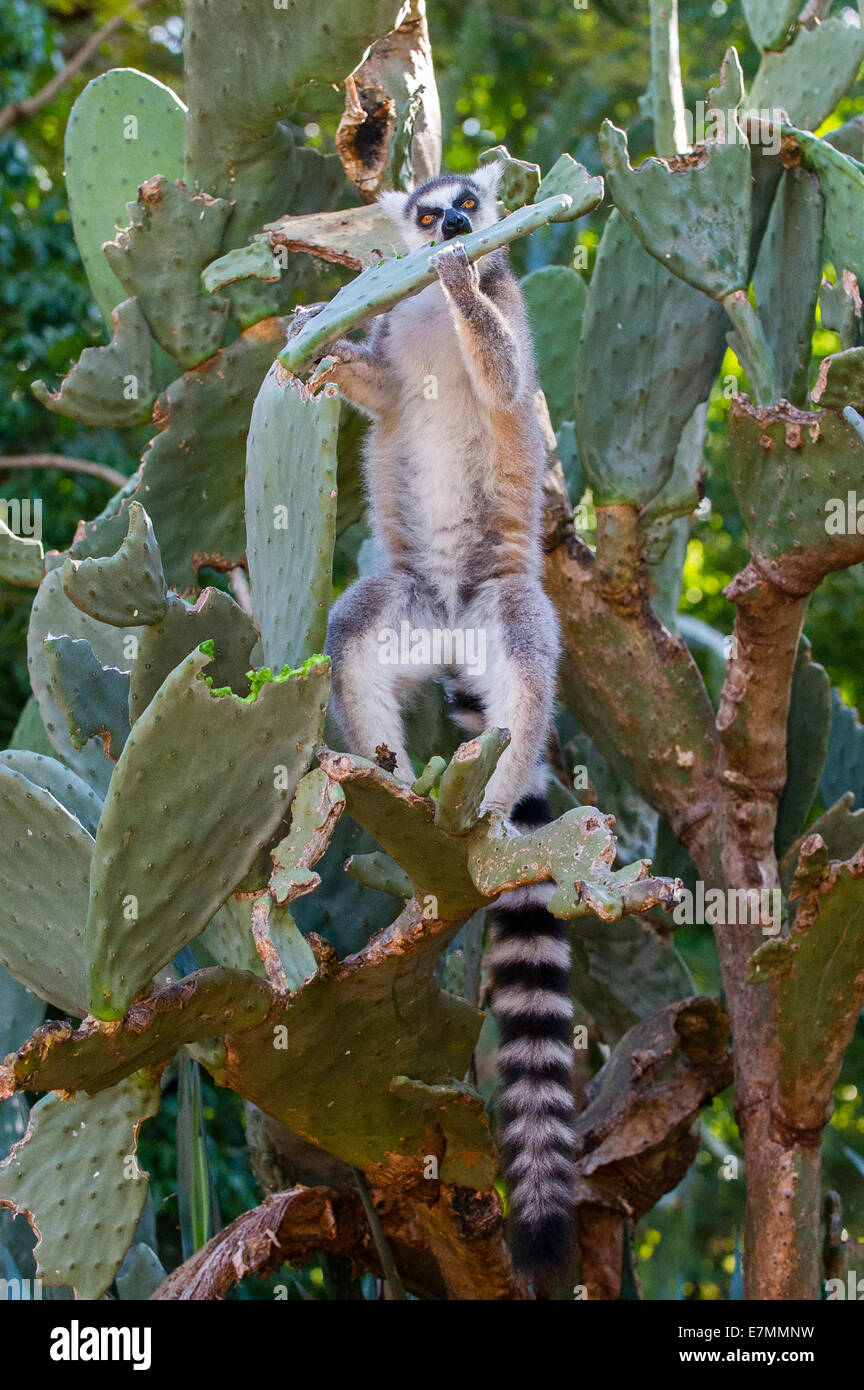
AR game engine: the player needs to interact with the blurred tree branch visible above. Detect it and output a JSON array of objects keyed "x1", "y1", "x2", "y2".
[
  {"x1": 0, "y1": 453, "x2": 127, "y2": 489},
  {"x1": 0, "y1": 2, "x2": 152, "y2": 137}
]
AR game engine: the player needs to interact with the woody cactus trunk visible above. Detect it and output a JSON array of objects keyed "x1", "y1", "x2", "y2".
[{"x1": 0, "y1": 0, "x2": 863, "y2": 1300}]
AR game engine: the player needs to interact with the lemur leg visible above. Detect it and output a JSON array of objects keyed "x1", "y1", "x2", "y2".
[
  {"x1": 310, "y1": 334, "x2": 393, "y2": 418},
  {"x1": 430, "y1": 244, "x2": 524, "y2": 404},
  {"x1": 463, "y1": 577, "x2": 560, "y2": 818},
  {"x1": 325, "y1": 572, "x2": 438, "y2": 782}
]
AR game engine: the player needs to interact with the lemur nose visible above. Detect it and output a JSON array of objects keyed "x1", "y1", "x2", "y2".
[{"x1": 441, "y1": 210, "x2": 471, "y2": 239}]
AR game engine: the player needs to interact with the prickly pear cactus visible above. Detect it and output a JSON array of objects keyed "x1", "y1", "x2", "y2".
[{"x1": 4, "y1": 0, "x2": 864, "y2": 1305}]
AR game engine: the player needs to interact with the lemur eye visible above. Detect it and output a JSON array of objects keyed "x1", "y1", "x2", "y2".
[
  {"x1": 420, "y1": 213, "x2": 435, "y2": 225},
  {"x1": 462, "y1": 198, "x2": 476, "y2": 209}
]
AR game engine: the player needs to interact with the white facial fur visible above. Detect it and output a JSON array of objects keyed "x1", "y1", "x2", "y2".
[{"x1": 378, "y1": 163, "x2": 503, "y2": 252}]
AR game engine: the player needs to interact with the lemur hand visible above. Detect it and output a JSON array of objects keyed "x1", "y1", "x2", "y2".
[
  {"x1": 307, "y1": 339, "x2": 356, "y2": 394},
  {"x1": 431, "y1": 242, "x2": 480, "y2": 297}
]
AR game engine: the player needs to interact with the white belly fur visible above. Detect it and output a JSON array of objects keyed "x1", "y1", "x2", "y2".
[{"x1": 386, "y1": 284, "x2": 491, "y2": 603}]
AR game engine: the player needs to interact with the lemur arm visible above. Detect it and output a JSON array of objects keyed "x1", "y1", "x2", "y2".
[
  {"x1": 431, "y1": 244, "x2": 526, "y2": 405},
  {"x1": 311, "y1": 319, "x2": 395, "y2": 418}
]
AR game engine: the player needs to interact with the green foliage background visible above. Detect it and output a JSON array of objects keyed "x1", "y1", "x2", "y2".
[{"x1": 2, "y1": 0, "x2": 862, "y2": 1299}]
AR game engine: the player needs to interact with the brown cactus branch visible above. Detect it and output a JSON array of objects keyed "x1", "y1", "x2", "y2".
[
  {"x1": 150, "y1": 1183, "x2": 528, "y2": 1301},
  {"x1": 713, "y1": 562, "x2": 817, "y2": 1299},
  {"x1": 544, "y1": 514, "x2": 720, "y2": 869}
]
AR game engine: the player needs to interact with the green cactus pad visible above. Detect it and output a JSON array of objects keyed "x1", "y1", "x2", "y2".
[
  {"x1": 792, "y1": 129, "x2": 864, "y2": 286},
  {"x1": 319, "y1": 750, "x2": 679, "y2": 924},
  {"x1": 345, "y1": 850, "x2": 413, "y2": 898},
  {"x1": 820, "y1": 689, "x2": 864, "y2": 811},
  {"x1": 217, "y1": 898, "x2": 494, "y2": 1184},
  {"x1": 826, "y1": 111, "x2": 864, "y2": 161},
  {"x1": 104, "y1": 176, "x2": 232, "y2": 370},
  {"x1": 477, "y1": 144, "x2": 541, "y2": 210},
  {"x1": 780, "y1": 795, "x2": 864, "y2": 904},
  {"x1": 32, "y1": 298, "x2": 156, "y2": 427},
  {"x1": 573, "y1": 210, "x2": 727, "y2": 506},
  {"x1": 536, "y1": 153, "x2": 603, "y2": 217},
  {"x1": 196, "y1": 896, "x2": 266, "y2": 977},
  {"x1": 116, "y1": 1242, "x2": 166, "y2": 1300},
  {"x1": 434, "y1": 729, "x2": 510, "y2": 835},
  {"x1": 61, "y1": 502, "x2": 167, "y2": 628},
  {"x1": 748, "y1": 17, "x2": 864, "y2": 133},
  {"x1": 182, "y1": 0, "x2": 401, "y2": 321},
  {"x1": 467, "y1": 805, "x2": 678, "y2": 922},
  {"x1": 569, "y1": 915, "x2": 695, "y2": 1048},
  {"x1": 3, "y1": 969, "x2": 274, "y2": 1097},
  {"x1": 247, "y1": 894, "x2": 317, "y2": 994},
  {"x1": 280, "y1": 191, "x2": 599, "y2": 374},
  {"x1": 43, "y1": 637, "x2": 131, "y2": 762},
  {"x1": 269, "y1": 768, "x2": 346, "y2": 905},
  {"x1": 600, "y1": 121, "x2": 751, "y2": 301},
  {"x1": 64, "y1": 69, "x2": 186, "y2": 331},
  {"x1": 264, "y1": 203, "x2": 404, "y2": 273},
  {"x1": 811, "y1": 345, "x2": 864, "y2": 413},
  {"x1": 0, "y1": 764, "x2": 92, "y2": 1017},
  {"x1": 752, "y1": 165, "x2": 823, "y2": 408},
  {"x1": 818, "y1": 278, "x2": 860, "y2": 350},
  {"x1": 245, "y1": 365, "x2": 340, "y2": 670},
  {"x1": 202, "y1": 240, "x2": 281, "y2": 294},
  {"x1": 0, "y1": 966, "x2": 46, "y2": 1060},
  {"x1": 183, "y1": 0, "x2": 406, "y2": 199},
  {"x1": 8, "y1": 694, "x2": 55, "y2": 758},
  {"x1": 772, "y1": 843, "x2": 864, "y2": 1129},
  {"x1": 0, "y1": 1073, "x2": 161, "y2": 1299},
  {"x1": 741, "y1": 0, "x2": 799, "y2": 52},
  {"x1": 0, "y1": 751, "x2": 102, "y2": 837},
  {"x1": 318, "y1": 751, "x2": 489, "y2": 920},
  {"x1": 85, "y1": 646, "x2": 329, "y2": 1018},
  {"x1": 69, "y1": 317, "x2": 290, "y2": 590},
  {"x1": 388, "y1": 1077, "x2": 496, "y2": 1187},
  {"x1": 728, "y1": 396, "x2": 864, "y2": 591},
  {"x1": 128, "y1": 589, "x2": 258, "y2": 723},
  {"x1": 411, "y1": 755, "x2": 447, "y2": 797},
  {"x1": 27, "y1": 568, "x2": 142, "y2": 793},
  {"x1": 775, "y1": 640, "x2": 830, "y2": 856},
  {"x1": 521, "y1": 265, "x2": 587, "y2": 432},
  {"x1": 0, "y1": 520, "x2": 43, "y2": 587}
]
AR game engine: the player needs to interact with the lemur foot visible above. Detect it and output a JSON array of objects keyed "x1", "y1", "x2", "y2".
[{"x1": 431, "y1": 242, "x2": 480, "y2": 297}]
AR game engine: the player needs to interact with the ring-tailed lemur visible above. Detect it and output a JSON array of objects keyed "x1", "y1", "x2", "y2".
[{"x1": 317, "y1": 166, "x2": 575, "y2": 1288}]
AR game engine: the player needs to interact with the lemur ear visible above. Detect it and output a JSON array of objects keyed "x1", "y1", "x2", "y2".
[
  {"x1": 472, "y1": 160, "x2": 504, "y2": 197},
  {"x1": 377, "y1": 188, "x2": 410, "y2": 224}
]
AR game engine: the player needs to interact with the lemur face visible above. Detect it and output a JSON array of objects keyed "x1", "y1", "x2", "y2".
[{"x1": 378, "y1": 166, "x2": 503, "y2": 252}]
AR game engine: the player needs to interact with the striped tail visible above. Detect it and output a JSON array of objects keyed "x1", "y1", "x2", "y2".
[{"x1": 488, "y1": 792, "x2": 576, "y2": 1291}]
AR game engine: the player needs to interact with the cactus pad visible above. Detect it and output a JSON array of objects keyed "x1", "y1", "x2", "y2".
[
  {"x1": 69, "y1": 317, "x2": 290, "y2": 590},
  {"x1": 600, "y1": 121, "x2": 751, "y2": 301},
  {"x1": 104, "y1": 176, "x2": 232, "y2": 370},
  {"x1": 32, "y1": 299, "x2": 155, "y2": 427},
  {"x1": 0, "y1": 520, "x2": 43, "y2": 588},
  {"x1": 27, "y1": 568, "x2": 142, "y2": 793},
  {"x1": 0, "y1": 1073, "x2": 161, "y2": 1299},
  {"x1": 245, "y1": 365, "x2": 340, "y2": 669},
  {"x1": 64, "y1": 68, "x2": 186, "y2": 330},
  {"x1": 0, "y1": 751, "x2": 102, "y2": 837},
  {"x1": 43, "y1": 636, "x2": 131, "y2": 762},
  {"x1": 748, "y1": 17, "x2": 864, "y2": 133},
  {"x1": 85, "y1": 647, "x2": 330, "y2": 1018},
  {"x1": 61, "y1": 502, "x2": 168, "y2": 629},
  {"x1": 128, "y1": 589, "x2": 258, "y2": 723},
  {"x1": 0, "y1": 764, "x2": 92, "y2": 1017}
]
